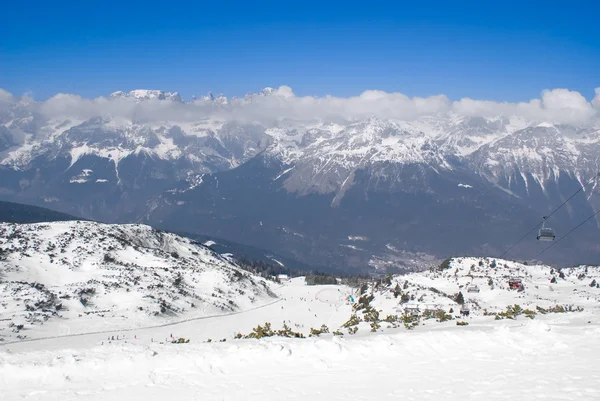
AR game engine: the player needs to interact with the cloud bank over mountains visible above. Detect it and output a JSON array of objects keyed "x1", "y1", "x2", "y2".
[{"x1": 1, "y1": 86, "x2": 599, "y2": 126}]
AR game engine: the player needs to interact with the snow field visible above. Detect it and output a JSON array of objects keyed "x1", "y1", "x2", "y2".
[
  {"x1": 2, "y1": 230, "x2": 600, "y2": 400},
  {"x1": 2, "y1": 313, "x2": 600, "y2": 401}
]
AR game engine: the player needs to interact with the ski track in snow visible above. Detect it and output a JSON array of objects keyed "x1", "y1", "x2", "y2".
[{"x1": 0, "y1": 297, "x2": 283, "y2": 347}]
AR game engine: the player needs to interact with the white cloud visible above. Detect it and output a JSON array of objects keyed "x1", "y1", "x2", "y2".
[
  {"x1": 1, "y1": 86, "x2": 599, "y2": 127},
  {"x1": 0, "y1": 89, "x2": 13, "y2": 104},
  {"x1": 592, "y1": 88, "x2": 600, "y2": 110},
  {"x1": 451, "y1": 88, "x2": 598, "y2": 125},
  {"x1": 539, "y1": 89, "x2": 597, "y2": 123}
]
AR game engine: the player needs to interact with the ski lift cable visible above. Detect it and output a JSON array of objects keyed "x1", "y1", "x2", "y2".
[
  {"x1": 498, "y1": 223, "x2": 543, "y2": 259},
  {"x1": 542, "y1": 172, "x2": 600, "y2": 221},
  {"x1": 498, "y1": 171, "x2": 600, "y2": 259},
  {"x1": 534, "y1": 208, "x2": 600, "y2": 259}
]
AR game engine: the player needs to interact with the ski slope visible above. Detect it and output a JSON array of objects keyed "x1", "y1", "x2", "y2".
[
  {"x1": 2, "y1": 309, "x2": 600, "y2": 401},
  {"x1": 1, "y1": 278, "x2": 355, "y2": 351},
  {"x1": 2, "y1": 248, "x2": 600, "y2": 400}
]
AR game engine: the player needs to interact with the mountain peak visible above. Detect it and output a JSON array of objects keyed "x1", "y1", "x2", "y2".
[
  {"x1": 109, "y1": 90, "x2": 183, "y2": 102},
  {"x1": 199, "y1": 91, "x2": 229, "y2": 105}
]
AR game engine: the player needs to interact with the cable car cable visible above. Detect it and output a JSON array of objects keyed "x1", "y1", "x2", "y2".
[
  {"x1": 541, "y1": 172, "x2": 600, "y2": 221},
  {"x1": 498, "y1": 171, "x2": 600, "y2": 259},
  {"x1": 498, "y1": 223, "x2": 543, "y2": 259},
  {"x1": 534, "y1": 208, "x2": 600, "y2": 259}
]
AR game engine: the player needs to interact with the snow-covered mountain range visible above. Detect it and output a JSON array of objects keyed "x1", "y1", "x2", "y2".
[
  {"x1": 0, "y1": 221, "x2": 276, "y2": 342},
  {"x1": 1, "y1": 87, "x2": 599, "y2": 270}
]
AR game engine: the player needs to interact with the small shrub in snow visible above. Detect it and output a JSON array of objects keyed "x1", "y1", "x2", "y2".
[
  {"x1": 353, "y1": 294, "x2": 374, "y2": 311},
  {"x1": 393, "y1": 283, "x2": 401, "y2": 298},
  {"x1": 370, "y1": 321, "x2": 381, "y2": 332},
  {"x1": 384, "y1": 314, "x2": 399, "y2": 323},
  {"x1": 342, "y1": 314, "x2": 361, "y2": 328},
  {"x1": 173, "y1": 274, "x2": 183, "y2": 287},
  {"x1": 549, "y1": 305, "x2": 566, "y2": 313},
  {"x1": 359, "y1": 284, "x2": 368, "y2": 295},
  {"x1": 495, "y1": 304, "x2": 529, "y2": 320},
  {"x1": 402, "y1": 314, "x2": 419, "y2": 330},
  {"x1": 362, "y1": 306, "x2": 380, "y2": 323},
  {"x1": 309, "y1": 324, "x2": 330, "y2": 337},
  {"x1": 276, "y1": 323, "x2": 304, "y2": 338},
  {"x1": 435, "y1": 311, "x2": 453, "y2": 323},
  {"x1": 246, "y1": 322, "x2": 275, "y2": 339},
  {"x1": 456, "y1": 321, "x2": 469, "y2": 326},
  {"x1": 439, "y1": 258, "x2": 452, "y2": 271},
  {"x1": 400, "y1": 293, "x2": 410, "y2": 304}
]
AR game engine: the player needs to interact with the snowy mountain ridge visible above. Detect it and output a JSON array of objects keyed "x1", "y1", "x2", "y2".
[
  {"x1": 109, "y1": 90, "x2": 183, "y2": 102},
  {"x1": 2, "y1": 89, "x2": 599, "y2": 191},
  {"x1": 0, "y1": 221, "x2": 276, "y2": 342}
]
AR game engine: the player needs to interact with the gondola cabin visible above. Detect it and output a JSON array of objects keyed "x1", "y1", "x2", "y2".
[
  {"x1": 537, "y1": 227, "x2": 555, "y2": 241},
  {"x1": 537, "y1": 216, "x2": 556, "y2": 241},
  {"x1": 508, "y1": 278, "x2": 525, "y2": 291},
  {"x1": 466, "y1": 284, "x2": 480, "y2": 293}
]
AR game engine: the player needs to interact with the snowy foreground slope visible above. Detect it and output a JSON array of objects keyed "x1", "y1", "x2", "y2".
[
  {"x1": 1, "y1": 245, "x2": 600, "y2": 400},
  {"x1": 0, "y1": 221, "x2": 276, "y2": 342},
  {"x1": 1, "y1": 309, "x2": 600, "y2": 400}
]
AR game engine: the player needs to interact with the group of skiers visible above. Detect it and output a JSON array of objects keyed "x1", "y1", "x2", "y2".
[{"x1": 101, "y1": 333, "x2": 181, "y2": 345}]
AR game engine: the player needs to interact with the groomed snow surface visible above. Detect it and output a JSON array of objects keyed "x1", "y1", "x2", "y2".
[{"x1": 2, "y1": 313, "x2": 600, "y2": 401}]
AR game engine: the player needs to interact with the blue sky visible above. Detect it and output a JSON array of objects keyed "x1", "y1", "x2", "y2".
[{"x1": 1, "y1": 0, "x2": 599, "y2": 101}]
